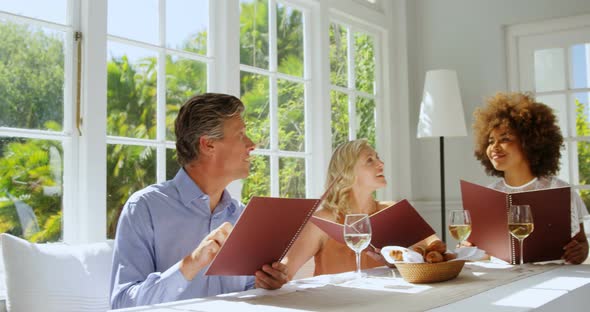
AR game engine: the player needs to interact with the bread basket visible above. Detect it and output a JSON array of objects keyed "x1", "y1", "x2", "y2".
[{"x1": 395, "y1": 260, "x2": 465, "y2": 283}]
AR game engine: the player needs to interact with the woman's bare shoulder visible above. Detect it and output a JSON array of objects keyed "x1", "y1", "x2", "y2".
[{"x1": 314, "y1": 207, "x2": 338, "y2": 221}]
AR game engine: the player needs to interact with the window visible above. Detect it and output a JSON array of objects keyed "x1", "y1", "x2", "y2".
[
  {"x1": 0, "y1": 0, "x2": 391, "y2": 243},
  {"x1": 507, "y1": 14, "x2": 590, "y2": 210},
  {"x1": 0, "y1": 0, "x2": 73, "y2": 242},
  {"x1": 105, "y1": 0, "x2": 209, "y2": 237},
  {"x1": 329, "y1": 20, "x2": 378, "y2": 150},
  {"x1": 239, "y1": 0, "x2": 309, "y2": 199}
]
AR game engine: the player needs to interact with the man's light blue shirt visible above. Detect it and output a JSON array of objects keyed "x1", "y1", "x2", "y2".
[{"x1": 110, "y1": 169, "x2": 254, "y2": 309}]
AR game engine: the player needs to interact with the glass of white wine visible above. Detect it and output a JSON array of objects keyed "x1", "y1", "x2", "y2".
[
  {"x1": 448, "y1": 209, "x2": 472, "y2": 245},
  {"x1": 344, "y1": 213, "x2": 372, "y2": 278},
  {"x1": 508, "y1": 205, "x2": 534, "y2": 265}
]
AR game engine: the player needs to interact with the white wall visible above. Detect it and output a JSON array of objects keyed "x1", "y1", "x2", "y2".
[{"x1": 404, "y1": 0, "x2": 590, "y2": 236}]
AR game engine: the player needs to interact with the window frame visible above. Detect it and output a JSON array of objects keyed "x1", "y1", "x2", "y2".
[
  {"x1": 328, "y1": 16, "x2": 380, "y2": 143},
  {"x1": 506, "y1": 13, "x2": 590, "y2": 192},
  {"x1": 238, "y1": 0, "x2": 313, "y2": 198},
  {"x1": 327, "y1": 8, "x2": 388, "y2": 199},
  {"x1": 0, "y1": 0, "x2": 83, "y2": 242},
  {"x1": 1, "y1": 0, "x2": 395, "y2": 243}
]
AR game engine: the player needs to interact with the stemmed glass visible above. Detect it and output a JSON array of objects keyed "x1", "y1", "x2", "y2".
[
  {"x1": 448, "y1": 209, "x2": 472, "y2": 246},
  {"x1": 344, "y1": 214, "x2": 372, "y2": 278},
  {"x1": 508, "y1": 205, "x2": 534, "y2": 265}
]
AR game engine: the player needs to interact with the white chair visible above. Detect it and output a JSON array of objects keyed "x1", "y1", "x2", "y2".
[{"x1": 0, "y1": 233, "x2": 113, "y2": 312}]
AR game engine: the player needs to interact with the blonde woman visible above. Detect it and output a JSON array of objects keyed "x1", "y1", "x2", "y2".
[{"x1": 282, "y1": 139, "x2": 436, "y2": 278}]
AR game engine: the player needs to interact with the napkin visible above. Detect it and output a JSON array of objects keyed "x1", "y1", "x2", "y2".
[
  {"x1": 380, "y1": 246, "x2": 487, "y2": 264},
  {"x1": 380, "y1": 246, "x2": 425, "y2": 263},
  {"x1": 453, "y1": 246, "x2": 487, "y2": 261}
]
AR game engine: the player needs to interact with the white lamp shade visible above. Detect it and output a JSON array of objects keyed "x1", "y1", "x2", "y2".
[{"x1": 417, "y1": 70, "x2": 468, "y2": 138}]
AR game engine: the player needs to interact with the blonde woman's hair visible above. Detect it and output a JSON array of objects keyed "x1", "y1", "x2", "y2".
[{"x1": 323, "y1": 139, "x2": 372, "y2": 221}]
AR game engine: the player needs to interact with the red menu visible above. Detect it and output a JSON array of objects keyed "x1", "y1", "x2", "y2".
[
  {"x1": 460, "y1": 180, "x2": 571, "y2": 264},
  {"x1": 205, "y1": 197, "x2": 323, "y2": 276},
  {"x1": 310, "y1": 199, "x2": 436, "y2": 249}
]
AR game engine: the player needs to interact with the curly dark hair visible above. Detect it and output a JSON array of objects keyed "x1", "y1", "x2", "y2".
[{"x1": 472, "y1": 92, "x2": 563, "y2": 178}]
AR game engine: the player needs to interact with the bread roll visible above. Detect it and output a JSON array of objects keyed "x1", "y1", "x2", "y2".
[
  {"x1": 389, "y1": 249, "x2": 404, "y2": 261},
  {"x1": 412, "y1": 246, "x2": 426, "y2": 257},
  {"x1": 443, "y1": 252, "x2": 457, "y2": 261},
  {"x1": 426, "y1": 240, "x2": 447, "y2": 254},
  {"x1": 425, "y1": 251, "x2": 444, "y2": 263}
]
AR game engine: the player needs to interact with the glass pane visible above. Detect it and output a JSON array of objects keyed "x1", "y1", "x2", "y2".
[
  {"x1": 241, "y1": 71, "x2": 270, "y2": 149},
  {"x1": 578, "y1": 190, "x2": 590, "y2": 214},
  {"x1": 241, "y1": 154, "x2": 270, "y2": 204},
  {"x1": 577, "y1": 141, "x2": 590, "y2": 187},
  {"x1": 331, "y1": 90, "x2": 349, "y2": 149},
  {"x1": 107, "y1": 41, "x2": 157, "y2": 139},
  {"x1": 279, "y1": 157, "x2": 305, "y2": 198},
  {"x1": 0, "y1": 137, "x2": 63, "y2": 242},
  {"x1": 571, "y1": 43, "x2": 590, "y2": 89},
  {"x1": 166, "y1": 148, "x2": 180, "y2": 180},
  {"x1": 0, "y1": 0, "x2": 66, "y2": 24},
  {"x1": 108, "y1": 0, "x2": 158, "y2": 44},
  {"x1": 356, "y1": 96, "x2": 376, "y2": 147},
  {"x1": 278, "y1": 79, "x2": 304, "y2": 152},
  {"x1": 0, "y1": 21, "x2": 64, "y2": 130},
  {"x1": 277, "y1": 3, "x2": 303, "y2": 77},
  {"x1": 537, "y1": 94, "x2": 567, "y2": 137},
  {"x1": 240, "y1": 0, "x2": 269, "y2": 69},
  {"x1": 330, "y1": 23, "x2": 348, "y2": 87},
  {"x1": 106, "y1": 144, "x2": 156, "y2": 239},
  {"x1": 166, "y1": 54, "x2": 207, "y2": 140},
  {"x1": 354, "y1": 32, "x2": 375, "y2": 94},
  {"x1": 534, "y1": 48, "x2": 566, "y2": 92},
  {"x1": 574, "y1": 92, "x2": 590, "y2": 137},
  {"x1": 166, "y1": 0, "x2": 208, "y2": 55}
]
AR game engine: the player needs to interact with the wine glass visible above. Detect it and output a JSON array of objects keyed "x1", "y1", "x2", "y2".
[
  {"x1": 344, "y1": 214, "x2": 372, "y2": 278},
  {"x1": 508, "y1": 205, "x2": 534, "y2": 265},
  {"x1": 448, "y1": 209, "x2": 472, "y2": 246}
]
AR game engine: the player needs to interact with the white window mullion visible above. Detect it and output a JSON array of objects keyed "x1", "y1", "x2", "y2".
[
  {"x1": 269, "y1": 0, "x2": 279, "y2": 196},
  {"x1": 270, "y1": 76, "x2": 279, "y2": 196},
  {"x1": 568, "y1": 45, "x2": 580, "y2": 186},
  {"x1": 156, "y1": 0, "x2": 167, "y2": 183},
  {"x1": 61, "y1": 0, "x2": 79, "y2": 243},
  {"x1": 346, "y1": 26, "x2": 356, "y2": 140},
  {"x1": 269, "y1": 0, "x2": 277, "y2": 73},
  {"x1": 302, "y1": 6, "x2": 314, "y2": 198},
  {"x1": 73, "y1": 0, "x2": 107, "y2": 243},
  {"x1": 63, "y1": 38, "x2": 75, "y2": 135}
]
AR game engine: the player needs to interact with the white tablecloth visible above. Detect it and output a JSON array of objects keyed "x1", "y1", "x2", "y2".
[{"x1": 111, "y1": 262, "x2": 590, "y2": 312}]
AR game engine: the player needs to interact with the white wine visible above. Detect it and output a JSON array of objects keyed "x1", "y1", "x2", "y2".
[
  {"x1": 344, "y1": 233, "x2": 371, "y2": 252},
  {"x1": 449, "y1": 224, "x2": 472, "y2": 242},
  {"x1": 508, "y1": 223, "x2": 534, "y2": 240}
]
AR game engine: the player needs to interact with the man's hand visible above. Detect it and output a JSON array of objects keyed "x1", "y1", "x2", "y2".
[
  {"x1": 255, "y1": 262, "x2": 288, "y2": 290},
  {"x1": 180, "y1": 222, "x2": 233, "y2": 280}
]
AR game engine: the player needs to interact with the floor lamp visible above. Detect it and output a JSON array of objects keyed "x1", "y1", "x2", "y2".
[{"x1": 417, "y1": 69, "x2": 467, "y2": 243}]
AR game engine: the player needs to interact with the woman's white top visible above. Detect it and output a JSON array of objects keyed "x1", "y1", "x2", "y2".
[{"x1": 489, "y1": 176, "x2": 589, "y2": 236}]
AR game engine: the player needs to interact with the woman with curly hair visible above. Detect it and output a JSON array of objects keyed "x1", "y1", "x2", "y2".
[
  {"x1": 282, "y1": 139, "x2": 437, "y2": 278},
  {"x1": 473, "y1": 92, "x2": 589, "y2": 264}
]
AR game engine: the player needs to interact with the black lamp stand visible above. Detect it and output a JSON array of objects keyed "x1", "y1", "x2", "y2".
[{"x1": 439, "y1": 136, "x2": 446, "y2": 243}]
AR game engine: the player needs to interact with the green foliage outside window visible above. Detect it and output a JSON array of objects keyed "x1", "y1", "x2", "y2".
[
  {"x1": 574, "y1": 99, "x2": 590, "y2": 213},
  {"x1": 0, "y1": 1, "x2": 379, "y2": 242}
]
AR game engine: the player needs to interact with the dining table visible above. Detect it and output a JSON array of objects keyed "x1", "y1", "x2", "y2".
[{"x1": 110, "y1": 261, "x2": 590, "y2": 312}]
